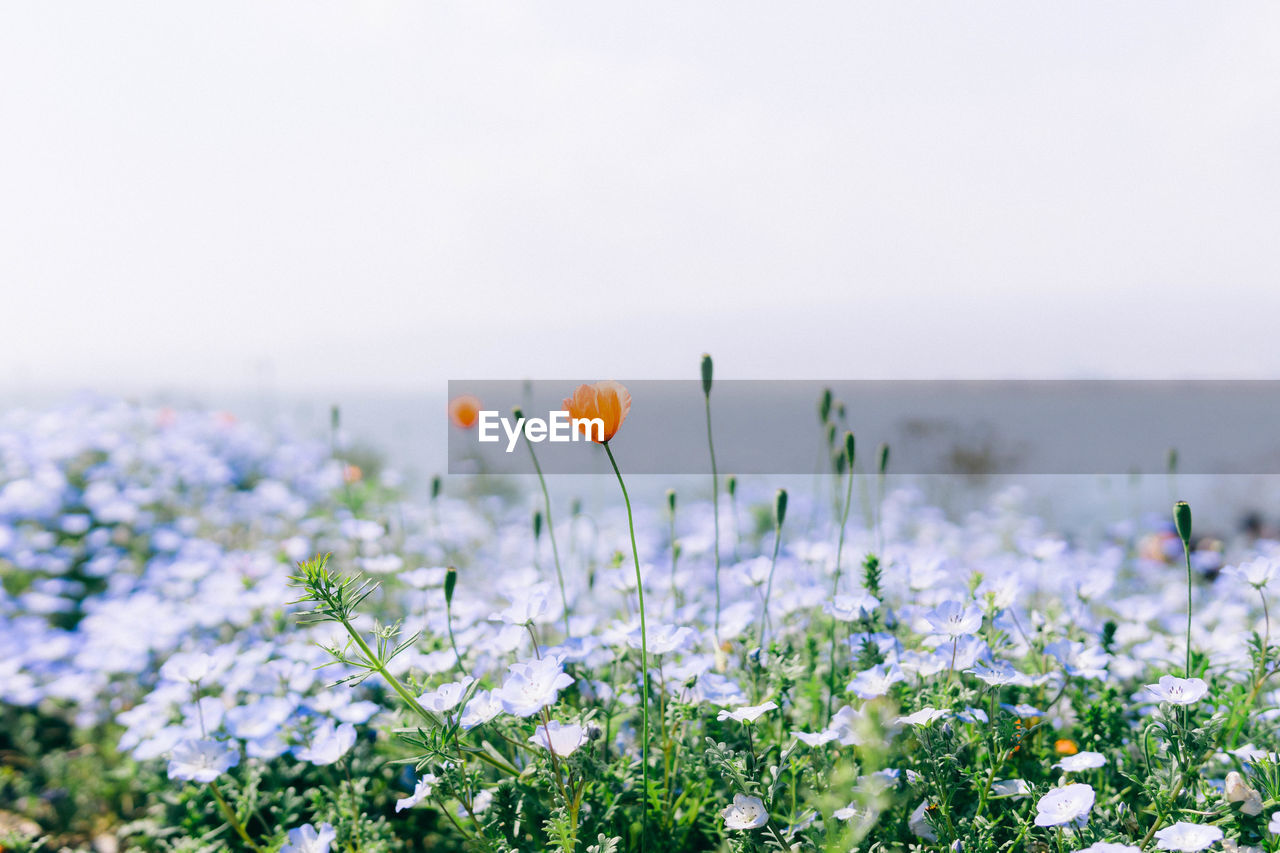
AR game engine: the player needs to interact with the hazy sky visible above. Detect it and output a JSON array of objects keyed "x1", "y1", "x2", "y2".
[{"x1": 3, "y1": 3, "x2": 1279, "y2": 395}]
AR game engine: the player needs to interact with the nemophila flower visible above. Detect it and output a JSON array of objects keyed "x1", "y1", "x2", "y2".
[
  {"x1": 281, "y1": 822, "x2": 337, "y2": 853},
  {"x1": 629, "y1": 623, "x2": 695, "y2": 655},
  {"x1": 1153, "y1": 821, "x2": 1224, "y2": 851},
  {"x1": 1055, "y1": 751, "x2": 1107, "y2": 772},
  {"x1": 1225, "y1": 770, "x2": 1263, "y2": 815},
  {"x1": 847, "y1": 663, "x2": 905, "y2": 699},
  {"x1": 968, "y1": 659, "x2": 1020, "y2": 686},
  {"x1": 1145, "y1": 675, "x2": 1209, "y2": 705},
  {"x1": 991, "y1": 779, "x2": 1030, "y2": 798},
  {"x1": 1045, "y1": 640, "x2": 1110, "y2": 680},
  {"x1": 529, "y1": 720, "x2": 587, "y2": 757},
  {"x1": 1002, "y1": 703, "x2": 1044, "y2": 719},
  {"x1": 167, "y1": 738, "x2": 239, "y2": 783},
  {"x1": 925, "y1": 601, "x2": 983, "y2": 638},
  {"x1": 1269, "y1": 811, "x2": 1280, "y2": 834},
  {"x1": 293, "y1": 720, "x2": 356, "y2": 766},
  {"x1": 793, "y1": 729, "x2": 839, "y2": 747},
  {"x1": 419, "y1": 677, "x2": 474, "y2": 713},
  {"x1": 562, "y1": 381, "x2": 631, "y2": 442},
  {"x1": 1073, "y1": 844, "x2": 1141, "y2": 853},
  {"x1": 490, "y1": 592, "x2": 552, "y2": 626},
  {"x1": 495, "y1": 657, "x2": 574, "y2": 717},
  {"x1": 956, "y1": 706, "x2": 989, "y2": 724},
  {"x1": 721, "y1": 793, "x2": 769, "y2": 830},
  {"x1": 459, "y1": 690, "x2": 504, "y2": 730},
  {"x1": 395, "y1": 774, "x2": 438, "y2": 812},
  {"x1": 909, "y1": 801, "x2": 938, "y2": 841},
  {"x1": 160, "y1": 651, "x2": 218, "y2": 684},
  {"x1": 896, "y1": 707, "x2": 948, "y2": 727},
  {"x1": 1223, "y1": 557, "x2": 1278, "y2": 589},
  {"x1": 1034, "y1": 783, "x2": 1095, "y2": 827},
  {"x1": 448, "y1": 395, "x2": 481, "y2": 430},
  {"x1": 823, "y1": 592, "x2": 880, "y2": 622},
  {"x1": 718, "y1": 700, "x2": 778, "y2": 724}
]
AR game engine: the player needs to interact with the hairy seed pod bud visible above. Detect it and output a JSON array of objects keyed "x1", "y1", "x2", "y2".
[
  {"x1": 726, "y1": 476, "x2": 737, "y2": 498},
  {"x1": 532, "y1": 509, "x2": 543, "y2": 540},
  {"x1": 444, "y1": 566, "x2": 457, "y2": 607},
  {"x1": 431, "y1": 475, "x2": 442, "y2": 500},
  {"x1": 1174, "y1": 501, "x2": 1192, "y2": 545},
  {"x1": 512, "y1": 405, "x2": 524, "y2": 421},
  {"x1": 819, "y1": 388, "x2": 833, "y2": 424},
  {"x1": 700, "y1": 353, "x2": 713, "y2": 396},
  {"x1": 774, "y1": 488, "x2": 788, "y2": 528},
  {"x1": 666, "y1": 489, "x2": 677, "y2": 514},
  {"x1": 844, "y1": 431, "x2": 856, "y2": 467},
  {"x1": 877, "y1": 443, "x2": 890, "y2": 475}
]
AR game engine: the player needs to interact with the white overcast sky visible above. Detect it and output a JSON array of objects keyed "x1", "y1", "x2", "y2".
[{"x1": 2, "y1": 3, "x2": 1279, "y2": 395}]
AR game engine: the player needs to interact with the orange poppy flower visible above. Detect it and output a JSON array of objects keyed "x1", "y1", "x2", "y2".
[
  {"x1": 1054, "y1": 738, "x2": 1079, "y2": 755},
  {"x1": 562, "y1": 381, "x2": 631, "y2": 443},
  {"x1": 448, "y1": 394, "x2": 481, "y2": 429}
]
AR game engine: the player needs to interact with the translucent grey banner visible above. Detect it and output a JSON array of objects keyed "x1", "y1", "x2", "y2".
[{"x1": 445, "y1": 380, "x2": 1280, "y2": 475}]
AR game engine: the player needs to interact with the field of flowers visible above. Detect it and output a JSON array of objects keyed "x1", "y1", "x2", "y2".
[{"x1": 5, "y1": 381, "x2": 1280, "y2": 853}]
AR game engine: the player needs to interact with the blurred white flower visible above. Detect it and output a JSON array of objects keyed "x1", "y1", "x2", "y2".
[
  {"x1": 282, "y1": 822, "x2": 336, "y2": 853},
  {"x1": 1144, "y1": 675, "x2": 1208, "y2": 706},
  {"x1": 1153, "y1": 821, "x2": 1223, "y2": 851},
  {"x1": 529, "y1": 720, "x2": 587, "y2": 757},
  {"x1": 721, "y1": 793, "x2": 768, "y2": 830}
]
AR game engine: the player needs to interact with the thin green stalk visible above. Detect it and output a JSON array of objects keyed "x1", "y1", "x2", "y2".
[
  {"x1": 825, "y1": 463, "x2": 855, "y2": 723},
  {"x1": 210, "y1": 780, "x2": 263, "y2": 853},
  {"x1": 705, "y1": 393, "x2": 721, "y2": 642},
  {"x1": 759, "y1": 514, "x2": 786, "y2": 651},
  {"x1": 603, "y1": 441, "x2": 650, "y2": 848},
  {"x1": 524, "y1": 437, "x2": 570, "y2": 635},
  {"x1": 1182, "y1": 539, "x2": 1193, "y2": 678}
]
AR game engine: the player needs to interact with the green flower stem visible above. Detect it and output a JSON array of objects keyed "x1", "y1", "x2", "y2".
[
  {"x1": 210, "y1": 780, "x2": 262, "y2": 853},
  {"x1": 758, "y1": 516, "x2": 786, "y2": 651},
  {"x1": 825, "y1": 464, "x2": 855, "y2": 723},
  {"x1": 523, "y1": 438, "x2": 570, "y2": 636},
  {"x1": 603, "y1": 440, "x2": 650, "y2": 848},
  {"x1": 1182, "y1": 538, "x2": 1193, "y2": 678},
  {"x1": 704, "y1": 393, "x2": 721, "y2": 642}
]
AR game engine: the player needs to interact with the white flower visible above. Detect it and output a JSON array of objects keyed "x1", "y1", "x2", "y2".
[
  {"x1": 161, "y1": 652, "x2": 217, "y2": 685},
  {"x1": 419, "y1": 678, "x2": 474, "y2": 714},
  {"x1": 717, "y1": 701, "x2": 778, "y2": 724},
  {"x1": 1225, "y1": 770, "x2": 1263, "y2": 816},
  {"x1": 495, "y1": 657, "x2": 575, "y2": 718},
  {"x1": 925, "y1": 601, "x2": 983, "y2": 638},
  {"x1": 1055, "y1": 751, "x2": 1107, "y2": 772},
  {"x1": 793, "y1": 730, "x2": 838, "y2": 747},
  {"x1": 991, "y1": 779, "x2": 1030, "y2": 798},
  {"x1": 395, "y1": 775, "x2": 438, "y2": 812},
  {"x1": 1153, "y1": 821, "x2": 1224, "y2": 851},
  {"x1": 847, "y1": 663, "x2": 905, "y2": 699},
  {"x1": 823, "y1": 592, "x2": 880, "y2": 622},
  {"x1": 1224, "y1": 557, "x2": 1278, "y2": 589},
  {"x1": 1045, "y1": 640, "x2": 1110, "y2": 680},
  {"x1": 896, "y1": 707, "x2": 948, "y2": 727},
  {"x1": 721, "y1": 793, "x2": 768, "y2": 830},
  {"x1": 909, "y1": 800, "x2": 938, "y2": 841},
  {"x1": 826, "y1": 705, "x2": 870, "y2": 746},
  {"x1": 167, "y1": 738, "x2": 239, "y2": 783},
  {"x1": 1144, "y1": 675, "x2": 1209, "y2": 706},
  {"x1": 294, "y1": 721, "x2": 357, "y2": 766},
  {"x1": 1034, "y1": 783, "x2": 1095, "y2": 827},
  {"x1": 629, "y1": 624, "x2": 696, "y2": 655},
  {"x1": 1073, "y1": 844, "x2": 1141, "y2": 853},
  {"x1": 968, "y1": 659, "x2": 1020, "y2": 686},
  {"x1": 460, "y1": 690, "x2": 504, "y2": 730},
  {"x1": 529, "y1": 720, "x2": 587, "y2": 757},
  {"x1": 489, "y1": 592, "x2": 552, "y2": 625},
  {"x1": 1269, "y1": 811, "x2": 1280, "y2": 834},
  {"x1": 282, "y1": 822, "x2": 337, "y2": 853}
]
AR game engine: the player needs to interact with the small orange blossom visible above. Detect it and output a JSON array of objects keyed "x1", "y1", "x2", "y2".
[
  {"x1": 562, "y1": 381, "x2": 631, "y2": 443},
  {"x1": 448, "y1": 394, "x2": 481, "y2": 429}
]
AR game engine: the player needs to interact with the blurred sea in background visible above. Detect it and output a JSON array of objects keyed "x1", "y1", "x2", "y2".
[{"x1": 6, "y1": 388, "x2": 1280, "y2": 546}]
